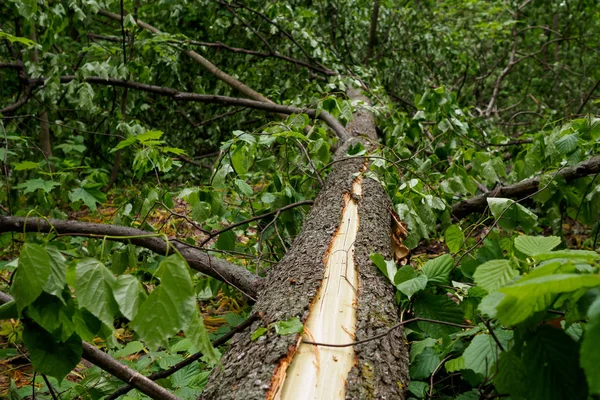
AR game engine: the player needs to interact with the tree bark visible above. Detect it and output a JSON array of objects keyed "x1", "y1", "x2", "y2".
[
  {"x1": 452, "y1": 155, "x2": 600, "y2": 219},
  {"x1": 200, "y1": 90, "x2": 409, "y2": 399},
  {"x1": 0, "y1": 217, "x2": 262, "y2": 299}
]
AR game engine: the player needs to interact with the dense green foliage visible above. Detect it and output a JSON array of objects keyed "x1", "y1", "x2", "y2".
[{"x1": 1, "y1": 0, "x2": 599, "y2": 399}]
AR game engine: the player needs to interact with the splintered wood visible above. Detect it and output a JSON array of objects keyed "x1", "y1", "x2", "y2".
[{"x1": 273, "y1": 179, "x2": 362, "y2": 399}]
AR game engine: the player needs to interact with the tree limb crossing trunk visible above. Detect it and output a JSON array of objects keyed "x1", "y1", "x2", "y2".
[{"x1": 200, "y1": 91, "x2": 409, "y2": 399}]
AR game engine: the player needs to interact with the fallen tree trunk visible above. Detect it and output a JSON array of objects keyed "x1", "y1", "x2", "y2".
[
  {"x1": 452, "y1": 155, "x2": 600, "y2": 219},
  {"x1": 200, "y1": 90, "x2": 409, "y2": 399}
]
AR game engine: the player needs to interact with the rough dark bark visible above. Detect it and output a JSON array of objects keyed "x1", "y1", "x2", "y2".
[
  {"x1": 452, "y1": 155, "x2": 600, "y2": 219},
  {"x1": 0, "y1": 217, "x2": 262, "y2": 299},
  {"x1": 200, "y1": 90, "x2": 409, "y2": 399}
]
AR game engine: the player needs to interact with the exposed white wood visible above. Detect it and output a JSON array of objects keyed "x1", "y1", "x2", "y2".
[{"x1": 275, "y1": 180, "x2": 362, "y2": 399}]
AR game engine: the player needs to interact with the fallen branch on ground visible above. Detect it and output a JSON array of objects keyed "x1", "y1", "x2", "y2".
[
  {"x1": 451, "y1": 155, "x2": 600, "y2": 219},
  {"x1": 0, "y1": 216, "x2": 262, "y2": 298}
]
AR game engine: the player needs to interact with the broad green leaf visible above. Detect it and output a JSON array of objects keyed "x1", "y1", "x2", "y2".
[
  {"x1": 43, "y1": 247, "x2": 67, "y2": 298},
  {"x1": 251, "y1": 327, "x2": 267, "y2": 341},
  {"x1": 69, "y1": 187, "x2": 105, "y2": 211},
  {"x1": 15, "y1": 178, "x2": 60, "y2": 194},
  {"x1": 394, "y1": 265, "x2": 417, "y2": 285},
  {"x1": 113, "y1": 275, "x2": 145, "y2": 320},
  {"x1": 112, "y1": 135, "x2": 138, "y2": 152},
  {"x1": 186, "y1": 308, "x2": 220, "y2": 366},
  {"x1": 444, "y1": 224, "x2": 464, "y2": 253},
  {"x1": 215, "y1": 230, "x2": 236, "y2": 251},
  {"x1": 131, "y1": 255, "x2": 196, "y2": 350},
  {"x1": 26, "y1": 294, "x2": 75, "y2": 342},
  {"x1": 494, "y1": 349, "x2": 527, "y2": 397},
  {"x1": 409, "y1": 337, "x2": 437, "y2": 362},
  {"x1": 581, "y1": 297, "x2": 600, "y2": 394},
  {"x1": 413, "y1": 293, "x2": 464, "y2": 338},
  {"x1": 0, "y1": 31, "x2": 37, "y2": 47},
  {"x1": 407, "y1": 381, "x2": 429, "y2": 398},
  {"x1": 10, "y1": 243, "x2": 51, "y2": 313},
  {"x1": 497, "y1": 274, "x2": 600, "y2": 325},
  {"x1": 370, "y1": 253, "x2": 397, "y2": 283},
  {"x1": 421, "y1": 254, "x2": 453, "y2": 284},
  {"x1": 473, "y1": 259, "x2": 518, "y2": 293},
  {"x1": 521, "y1": 326, "x2": 587, "y2": 400},
  {"x1": 0, "y1": 300, "x2": 17, "y2": 319},
  {"x1": 501, "y1": 274, "x2": 600, "y2": 298},
  {"x1": 532, "y1": 250, "x2": 600, "y2": 263},
  {"x1": 445, "y1": 356, "x2": 465, "y2": 372},
  {"x1": 462, "y1": 331, "x2": 512, "y2": 376},
  {"x1": 273, "y1": 317, "x2": 303, "y2": 335},
  {"x1": 487, "y1": 198, "x2": 538, "y2": 231},
  {"x1": 22, "y1": 323, "x2": 82, "y2": 383},
  {"x1": 555, "y1": 133, "x2": 578, "y2": 154},
  {"x1": 477, "y1": 291, "x2": 505, "y2": 318},
  {"x1": 75, "y1": 259, "x2": 118, "y2": 329},
  {"x1": 514, "y1": 235, "x2": 561, "y2": 256},
  {"x1": 13, "y1": 161, "x2": 41, "y2": 171},
  {"x1": 397, "y1": 275, "x2": 428, "y2": 299},
  {"x1": 113, "y1": 341, "x2": 144, "y2": 358},
  {"x1": 409, "y1": 347, "x2": 440, "y2": 379},
  {"x1": 234, "y1": 179, "x2": 253, "y2": 196}
]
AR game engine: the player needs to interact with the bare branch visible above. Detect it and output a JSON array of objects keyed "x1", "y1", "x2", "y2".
[
  {"x1": 452, "y1": 155, "x2": 600, "y2": 219},
  {"x1": 105, "y1": 312, "x2": 261, "y2": 400},
  {"x1": 98, "y1": 9, "x2": 273, "y2": 104},
  {"x1": 0, "y1": 216, "x2": 263, "y2": 298}
]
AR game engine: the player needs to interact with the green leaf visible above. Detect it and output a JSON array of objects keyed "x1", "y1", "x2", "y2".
[
  {"x1": 131, "y1": 255, "x2": 196, "y2": 350},
  {"x1": 112, "y1": 135, "x2": 138, "y2": 152},
  {"x1": 444, "y1": 356, "x2": 465, "y2": 372},
  {"x1": 16, "y1": 178, "x2": 60, "y2": 194},
  {"x1": 22, "y1": 323, "x2": 82, "y2": 383},
  {"x1": 273, "y1": 317, "x2": 303, "y2": 335},
  {"x1": 581, "y1": 297, "x2": 600, "y2": 394},
  {"x1": 473, "y1": 259, "x2": 519, "y2": 293},
  {"x1": 397, "y1": 275, "x2": 428, "y2": 299},
  {"x1": 462, "y1": 331, "x2": 512, "y2": 376},
  {"x1": 215, "y1": 230, "x2": 236, "y2": 251},
  {"x1": 113, "y1": 275, "x2": 145, "y2": 321},
  {"x1": 69, "y1": 187, "x2": 105, "y2": 211},
  {"x1": 497, "y1": 274, "x2": 600, "y2": 325},
  {"x1": 514, "y1": 235, "x2": 561, "y2": 256},
  {"x1": 13, "y1": 161, "x2": 42, "y2": 171},
  {"x1": 10, "y1": 243, "x2": 51, "y2": 313},
  {"x1": 555, "y1": 133, "x2": 578, "y2": 154},
  {"x1": 234, "y1": 179, "x2": 253, "y2": 196},
  {"x1": 75, "y1": 259, "x2": 118, "y2": 329},
  {"x1": 532, "y1": 250, "x2": 600, "y2": 263},
  {"x1": 43, "y1": 247, "x2": 67, "y2": 298},
  {"x1": 487, "y1": 198, "x2": 538, "y2": 231},
  {"x1": 26, "y1": 294, "x2": 75, "y2": 342},
  {"x1": 494, "y1": 349, "x2": 527, "y2": 397},
  {"x1": 0, "y1": 31, "x2": 38, "y2": 47},
  {"x1": 477, "y1": 291, "x2": 505, "y2": 318},
  {"x1": 251, "y1": 327, "x2": 267, "y2": 341},
  {"x1": 521, "y1": 326, "x2": 588, "y2": 400},
  {"x1": 413, "y1": 293, "x2": 464, "y2": 338},
  {"x1": 407, "y1": 381, "x2": 429, "y2": 398},
  {"x1": 370, "y1": 253, "x2": 397, "y2": 282},
  {"x1": 421, "y1": 254, "x2": 453, "y2": 284},
  {"x1": 113, "y1": 341, "x2": 144, "y2": 358},
  {"x1": 186, "y1": 308, "x2": 221, "y2": 366},
  {"x1": 409, "y1": 337, "x2": 437, "y2": 362},
  {"x1": 409, "y1": 347, "x2": 440, "y2": 379},
  {"x1": 444, "y1": 225, "x2": 464, "y2": 253},
  {"x1": 0, "y1": 300, "x2": 17, "y2": 319}
]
